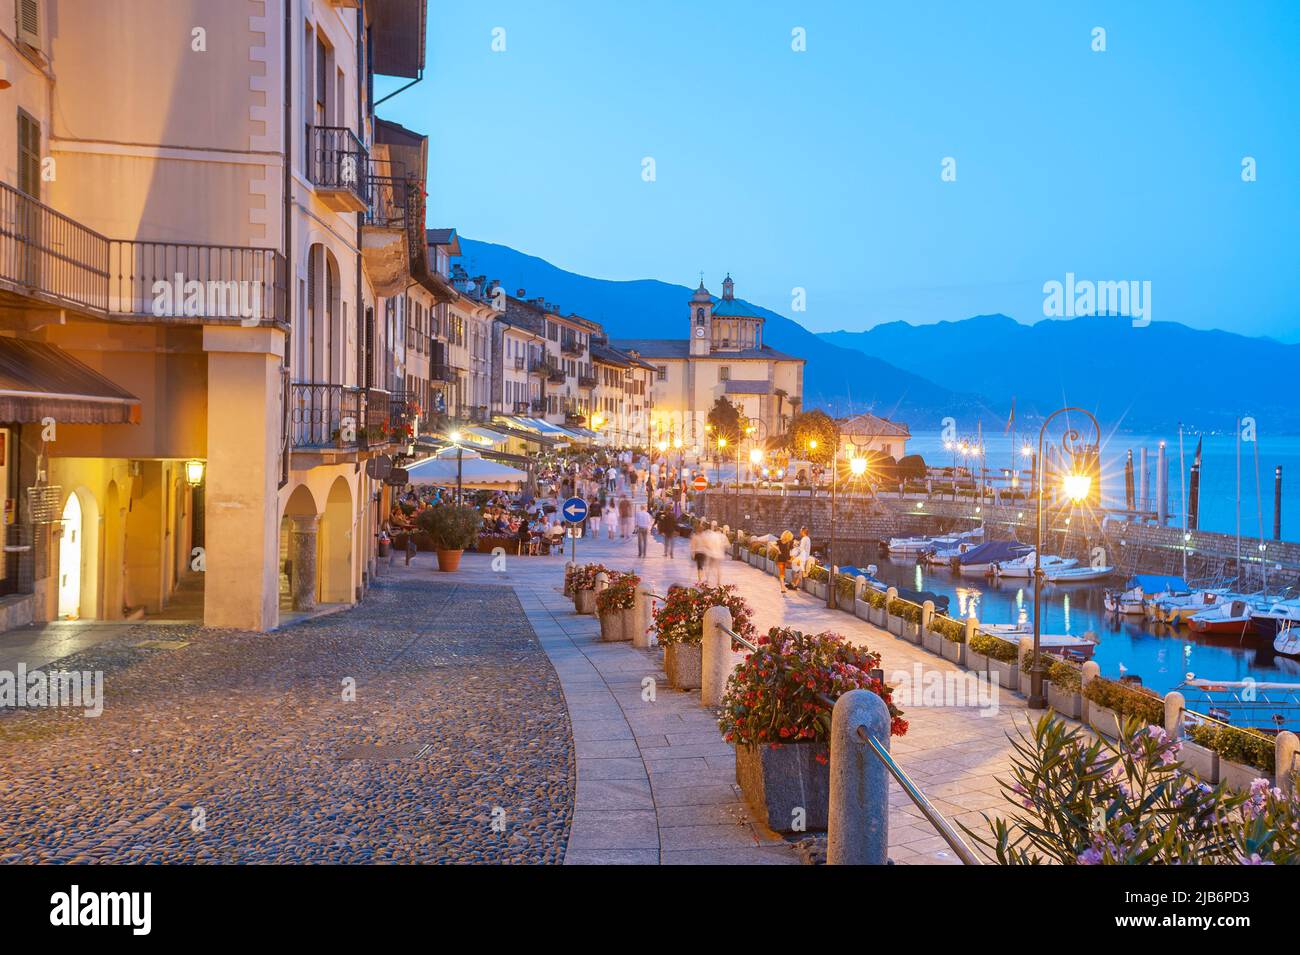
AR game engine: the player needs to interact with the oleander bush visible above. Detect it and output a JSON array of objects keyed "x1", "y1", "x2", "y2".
[
  {"x1": 1186, "y1": 722, "x2": 1276, "y2": 774},
  {"x1": 970, "y1": 633, "x2": 1019, "y2": 662},
  {"x1": 965, "y1": 715, "x2": 1298, "y2": 864}
]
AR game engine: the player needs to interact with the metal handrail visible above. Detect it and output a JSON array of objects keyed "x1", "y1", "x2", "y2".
[{"x1": 719, "y1": 622, "x2": 982, "y2": 865}]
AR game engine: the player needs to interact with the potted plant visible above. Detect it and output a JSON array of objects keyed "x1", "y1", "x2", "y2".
[
  {"x1": 566, "y1": 562, "x2": 608, "y2": 615},
  {"x1": 595, "y1": 571, "x2": 639, "y2": 642},
  {"x1": 805, "y1": 563, "x2": 828, "y2": 600},
  {"x1": 1045, "y1": 659, "x2": 1083, "y2": 719},
  {"x1": 717, "y1": 627, "x2": 908, "y2": 833},
  {"x1": 1185, "y1": 722, "x2": 1275, "y2": 792},
  {"x1": 652, "y1": 584, "x2": 756, "y2": 691},
  {"x1": 1083, "y1": 676, "x2": 1164, "y2": 740},
  {"x1": 968, "y1": 632, "x2": 1019, "y2": 691},
  {"x1": 416, "y1": 505, "x2": 481, "y2": 572},
  {"x1": 1179, "y1": 722, "x2": 1222, "y2": 784}
]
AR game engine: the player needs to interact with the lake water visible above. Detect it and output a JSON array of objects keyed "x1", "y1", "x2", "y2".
[
  {"x1": 865, "y1": 556, "x2": 1300, "y2": 704},
  {"x1": 905, "y1": 430, "x2": 1300, "y2": 542}
]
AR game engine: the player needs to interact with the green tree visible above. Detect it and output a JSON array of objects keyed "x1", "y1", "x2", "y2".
[
  {"x1": 786, "y1": 410, "x2": 839, "y2": 465},
  {"x1": 706, "y1": 396, "x2": 743, "y2": 445}
]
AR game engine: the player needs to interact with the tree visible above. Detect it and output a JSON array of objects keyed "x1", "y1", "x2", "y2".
[
  {"x1": 786, "y1": 410, "x2": 838, "y2": 465},
  {"x1": 706, "y1": 396, "x2": 743, "y2": 445}
]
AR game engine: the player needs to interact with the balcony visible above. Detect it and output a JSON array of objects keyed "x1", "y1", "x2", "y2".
[
  {"x1": 547, "y1": 366, "x2": 566, "y2": 385},
  {"x1": 289, "y1": 382, "x2": 364, "y2": 450},
  {"x1": 0, "y1": 182, "x2": 288, "y2": 327},
  {"x1": 578, "y1": 373, "x2": 598, "y2": 389},
  {"x1": 512, "y1": 400, "x2": 531, "y2": 414},
  {"x1": 513, "y1": 356, "x2": 525, "y2": 371},
  {"x1": 430, "y1": 362, "x2": 456, "y2": 383},
  {"x1": 307, "y1": 126, "x2": 371, "y2": 213},
  {"x1": 561, "y1": 338, "x2": 584, "y2": 357},
  {"x1": 531, "y1": 399, "x2": 546, "y2": 414}
]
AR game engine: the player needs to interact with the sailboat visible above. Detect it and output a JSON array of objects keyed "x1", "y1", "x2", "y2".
[
  {"x1": 1275, "y1": 623, "x2": 1300, "y2": 658},
  {"x1": 991, "y1": 552, "x2": 1078, "y2": 579}
]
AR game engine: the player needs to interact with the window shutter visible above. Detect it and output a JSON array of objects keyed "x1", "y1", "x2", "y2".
[{"x1": 16, "y1": 0, "x2": 39, "y2": 49}]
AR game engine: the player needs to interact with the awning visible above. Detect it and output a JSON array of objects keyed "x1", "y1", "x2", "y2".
[
  {"x1": 485, "y1": 419, "x2": 563, "y2": 447},
  {"x1": 0, "y1": 339, "x2": 140, "y2": 424},
  {"x1": 406, "y1": 447, "x2": 527, "y2": 488}
]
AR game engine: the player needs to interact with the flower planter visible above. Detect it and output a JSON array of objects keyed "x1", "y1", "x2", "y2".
[
  {"x1": 765, "y1": 558, "x2": 776, "y2": 575},
  {"x1": 664, "y1": 643, "x2": 702, "y2": 690},
  {"x1": 1178, "y1": 740, "x2": 1220, "y2": 784},
  {"x1": 940, "y1": 638, "x2": 965, "y2": 666},
  {"x1": 1218, "y1": 756, "x2": 1268, "y2": 793},
  {"x1": 599, "y1": 609, "x2": 631, "y2": 642},
  {"x1": 869, "y1": 606, "x2": 887, "y2": 627},
  {"x1": 735, "y1": 742, "x2": 830, "y2": 833},
  {"x1": 574, "y1": 589, "x2": 597, "y2": 615},
  {"x1": 921, "y1": 629, "x2": 943, "y2": 655},
  {"x1": 967, "y1": 648, "x2": 989, "y2": 673},
  {"x1": 901, "y1": 620, "x2": 920, "y2": 642},
  {"x1": 811, "y1": 581, "x2": 828, "y2": 601},
  {"x1": 885, "y1": 614, "x2": 904, "y2": 636},
  {"x1": 854, "y1": 598, "x2": 871, "y2": 622},
  {"x1": 435, "y1": 548, "x2": 463, "y2": 572},
  {"x1": 1047, "y1": 683, "x2": 1082, "y2": 719},
  {"x1": 1088, "y1": 702, "x2": 1122, "y2": 739},
  {"x1": 984, "y1": 658, "x2": 1019, "y2": 692}
]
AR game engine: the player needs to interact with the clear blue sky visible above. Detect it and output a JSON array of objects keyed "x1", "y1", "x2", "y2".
[{"x1": 377, "y1": 0, "x2": 1300, "y2": 340}]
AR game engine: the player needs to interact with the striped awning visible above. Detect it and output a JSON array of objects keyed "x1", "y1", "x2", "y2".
[{"x1": 0, "y1": 339, "x2": 140, "y2": 424}]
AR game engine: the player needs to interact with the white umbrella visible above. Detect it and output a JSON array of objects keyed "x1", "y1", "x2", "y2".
[{"x1": 406, "y1": 446, "x2": 527, "y2": 489}]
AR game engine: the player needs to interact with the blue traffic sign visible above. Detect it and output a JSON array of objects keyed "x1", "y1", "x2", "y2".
[{"x1": 562, "y1": 496, "x2": 589, "y2": 523}]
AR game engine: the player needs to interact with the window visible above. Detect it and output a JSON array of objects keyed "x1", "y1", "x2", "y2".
[
  {"x1": 656, "y1": 365, "x2": 667, "y2": 381},
  {"x1": 719, "y1": 366, "x2": 730, "y2": 381},
  {"x1": 17, "y1": 109, "x2": 39, "y2": 197}
]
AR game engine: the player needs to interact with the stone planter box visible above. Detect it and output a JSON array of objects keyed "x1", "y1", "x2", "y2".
[
  {"x1": 870, "y1": 605, "x2": 887, "y2": 627},
  {"x1": 854, "y1": 598, "x2": 871, "y2": 621},
  {"x1": 902, "y1": 620, "x2": 920, "y2": 641},
  {"x1": 1178, "y1": 740, "x2": 1219, "y2": 784},
  {"x1": 940, "y1": 638, "x2": 965, "y2": 666},
  {"x1": 1218, "y1": 756, "x2": 1268, "y2": 793},
  {"x1": 921, "y1": 629, "x2": 943, "y2": 655},
  {"x1": 1088, "y1": 702, "x2": 1122, "y2": 739},
  {"x1": 574, "y1": 589, "x2": 597, "y2": 615},
  {"x1": 810, "y1": 581, "x2": 828, "y2": 601},
  {"x1": 599, "y1": 608, "x2": 632, "y2": 642},
  {"x1": 984, "y1": 658, "x2": 1019, "y2": 692},
  {"x1": 664, "y1": 643, "x2": 702, "y2": 691},
  {"x1": 1047, "y1": 683, "x2": 1082, "y2": 719},
  {"x1": 886, "y1": 614, "x2": 904, "y2": 636},
  {"x1": 735, "y1": 742, "x2": 831, "y2": 833},
  {"x1": 967, "y1": 648, "x2": 989, "y2": 673}
]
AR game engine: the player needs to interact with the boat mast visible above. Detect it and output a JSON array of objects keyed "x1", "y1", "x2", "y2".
[
  {"x1": 1254, "y1": 428, "x2": 1266, "y2": 594},
  {"x1": 1236, "y1": 417, "x2": 1242, "y2": 585},
  {"x1": 1179, "y1": 425, "x2": 1188, "y2": 580}
]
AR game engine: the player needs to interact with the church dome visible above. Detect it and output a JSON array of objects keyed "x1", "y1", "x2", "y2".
[{"x1": 691, "y1": 281, "x2": 712, "y2": 303}]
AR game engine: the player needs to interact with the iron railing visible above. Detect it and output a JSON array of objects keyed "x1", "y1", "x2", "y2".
[
  {"x1": 108, "y1": 240, "x2": 287, "y2": 324},
  {"x1": 0, "y1": 182, "x2": 109, "y2": 313},
  {"x1": 289, "y1": 382, "x2": 364, "y2": 450},
  {"x1": 430, "y1": 362, "x2": 457, "y2": 383},
  {"x1": 307, "y1": 125, "x2": 371, "y2": 206},
  {"x1": 362, "y1": 173, "x2": 408, "y2": 229}
]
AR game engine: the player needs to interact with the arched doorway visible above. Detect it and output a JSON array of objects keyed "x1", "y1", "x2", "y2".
[
  {"x1": 57, "y1": 493, "x2": 83, "y2": 618},
  {"x1": 320, "y1": 476, "x2": 353, "y2": 604},
  {"x1": 279, "y1": 484, "x2": 319, "y2": 613}
]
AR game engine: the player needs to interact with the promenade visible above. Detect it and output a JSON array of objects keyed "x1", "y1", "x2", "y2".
[{"x1": 400, "y1": 525, "x2": 1036, "y2": 865}]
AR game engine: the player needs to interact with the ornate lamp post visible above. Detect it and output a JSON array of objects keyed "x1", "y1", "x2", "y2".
[{"x1": 1028, "y1": 407, "x2": 1101, "y2": 709}]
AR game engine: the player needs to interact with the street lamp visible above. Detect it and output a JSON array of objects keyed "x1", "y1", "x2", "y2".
[
  {"x1": 1028, "y1": 407, "x2": 1101, "y2": 710},
  {"x1": 827, "y1": 451, "x2": 869, "y2": 609},
  {"x1": 449, "y1": 430, "x2": 465, "y2": 505}
]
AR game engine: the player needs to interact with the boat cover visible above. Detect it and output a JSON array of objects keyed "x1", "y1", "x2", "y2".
[
  {"x1": 1125, "y1": 574, "x2": 1189, "y2": 592},
  {"x1": 957, "y1": 541, "x2": 1032, "y2": 565}
]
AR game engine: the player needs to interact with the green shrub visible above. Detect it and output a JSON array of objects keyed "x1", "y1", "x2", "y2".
[
  {"x1": 806, "y1": 563, "x2": 828, "y2": 582},
  {"x1": 1186, "y1": 723, "x2": 1276, "y2": 773},
  {"x1": 1083, "y1": 677, "x2": 1164, "y2": 726},
  {"x1": 415, "y1": 505, "x2": 481, "y2": 550},
  {"x1": 970, "y1": 633, "x2": 1018, "y2": 662},
  {"x1": 834, "y1": 575, "x2": 856, "y2": 600},
  {"x1": 929, "y1": 615, "x2": 966, "y2": 643},
  {"x1": 888, "y1": 598, "x2": 922, "y2": 624},
  {"x1": 1047, "y1": 660, "x2": 1082, "y2": 693},
  {"x1": 862, "y1": 588, "x2": 887, "y2": 609}
]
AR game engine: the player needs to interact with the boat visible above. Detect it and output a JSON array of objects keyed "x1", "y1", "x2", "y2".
[
  {"x1": 955, "y1": 540, "x2": 1033, "y2": 577},
  {"x1": 1148, "y1": 589, "x2": 1229, "y2": 625},
  {"x1": 922, "y1": 539, "x2": 980, "y2": 566},
  {"x1": 1275, "y1": 624, "x2": 1300, "y2": 658},
  {"x1": 991, "y1": 552, "x2": 1078, "y2": 579},
  {"x1": 1250, "y1": 598, "x2": 1300, "y2": 638},
  {"x1": 1041, "y1": 565, "x2": 1115, "y2": 583},
  {"x1": 890, "y1": 527, "x2": 982, "y2": 557},
  {"x1": 887, "y1": 536, "x2": 937, "y2": 555},
  {"x1": 1036, "y1": 633, "x2": 1099, "y2": 660},
  {"x1": 1104, "y1": 574, "x2": 1189, "y2": 616},
  {"x1": 1187, "y1": 599, "x2": 1257, "y2": 636}
]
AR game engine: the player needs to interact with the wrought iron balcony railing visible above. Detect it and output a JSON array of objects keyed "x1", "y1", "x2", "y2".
[
  {"x1": 108, "y1": 240, "x2": 287, "y2": 324},
  {"x1": 0, "y1": 182, "x2": 108, "y2": 313},
  {"x1": 430, "y1": 362, "x2": 456, "y2": 383},
  {"x1": 289, "y1": 382, "x2": 364, "y2": 450},
  {"x1": 578, "y1": 373, "x2": 598, "y2": 389},
  {"x1": 307, "y1": 125, "x2": 371, "y2": 212},
  {"x1": 362, "y1": 173, "x2": 408, "y2": 230},
  {"x1": 561, "y1": 338, "x2": 584, "y2": 356}
]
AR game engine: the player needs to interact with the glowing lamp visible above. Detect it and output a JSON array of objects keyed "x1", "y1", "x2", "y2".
[
  {"x1": 1062, "y1": 473, "x2": 1091, "y2": 502},
  {"x1": 185, "y1": 459, "x2": 205, "y2": 487},
  {"x1": 849, "y1": 457, "x2": 867, "y2": 477}
]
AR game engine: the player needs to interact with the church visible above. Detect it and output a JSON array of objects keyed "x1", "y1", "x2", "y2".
[{"x1": 612, "y1": 275, "x2": 805, "y2": 452}]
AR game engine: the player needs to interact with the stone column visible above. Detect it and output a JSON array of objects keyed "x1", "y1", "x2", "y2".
[
  {"x1": 289, "y1": 514, "x2": 319, "y2": 612},
  {"x1": 964, "y1": 615, "x2": 978, "y2": 643},
  {"x1": 1164, "y1": 691, "x2": 1185, "y2": 738},
  {"x1": 701, "y1": 605, "x2": 734, "y2": 708},
  {"x1": 1276, "y1": 731, "x2": 1299, "y2": 796},
  {"x1": 828, "y1": 689, "x2": 892, "y2": 865},
  {"x1": 632, "y1": 584, "x2": 653, "y2": 649}
]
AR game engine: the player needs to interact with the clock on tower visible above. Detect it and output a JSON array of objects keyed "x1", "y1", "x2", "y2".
[{"x1": 689, "y1": 279, "x2": 712, "y2": 356}]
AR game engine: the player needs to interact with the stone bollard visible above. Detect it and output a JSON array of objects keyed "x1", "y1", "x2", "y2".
[
  {"x1": 1081, "y1": 660, "x2": 1100, "y2": 688},
  {"x1": 827, "y1": 689, "x2": 892, "y2": 865},
  {"x1": 632, "y1": 585, "x2": 654, "y2": 649},
  {"x1": 701, "y1": 606, "x2": 735, "y2": 708},
  {"x1": 855, "y1": 574, "x2": 868, "y2": 601},
  {"x1": 964, "y1": 615, "x2": 977, "y2": 644},
  {"x1": 1276, "y1": 731, "x2": 1299, "y2": 796},
  {"x1": 921, "y1": 599, "x2": 934, "y2": 632},
  {"x1": 1164, "y1": 690, "x2": 1185, "y2": 738}
]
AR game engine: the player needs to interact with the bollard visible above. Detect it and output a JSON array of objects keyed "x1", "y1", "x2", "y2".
[
  {"x1": 827, "y1": 689, "x2": 892, "y2": 865},
  {"x1": 632, "y1": 585, "x2": 653, "y2": 649},
  {"x1": 594, "y1": 572, "x2": 609, "y2": 594},
  {"x1": 921, "y1": 599, "x2": 934, "y2": 632},
  {"x1": 1081, "y1": 660, "x2": 1100, "y2": 688},
  {"x1": 854, "y1": 574, "x2": 867, "y2": 601},
  {"x1": 1276, "y1": 731, "x2": 1299, "y2": 796},
  {"x1": 964, "y1": 615, "x2": 977, "y2": 644},
  {"x1": 1164, "y1": 690, "x2": 1185, "y2": 738},
  {"x1": 700, "y1": 606, "x2": 735, "y2": 708}
]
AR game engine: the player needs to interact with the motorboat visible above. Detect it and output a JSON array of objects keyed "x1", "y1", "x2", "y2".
[
  {"x1": 887, "y1": 536, "x2": 936, "y2": 555},
  {"x1": 1187, "y1": 599, "x2": 1257, "y2": 636},
  {"x1": 992, "y1": 552, "x2": 1078, "y2": 579},
  {"x1": 1104, "y1": 575, "x2": 1189, "y2": 616},
  {"x1": 1148, "y1": 589, "x2": 1229, "y2": 625},
  {"x1": 922, "y1": 540, "x2": 980, "y2": 566},
  {"x1": 955, "y1": 541, "x2": 1032, "y2": 577},
  {"x1": 1250, "y1": 598, "x2": 1300, "y2": 638},
  {"x1": 1275, "y1": 624, "x2": 1300, "y2": 658},
  {"x1": 1041, "y1": 564, "x2": 1115, "y2": 583}
]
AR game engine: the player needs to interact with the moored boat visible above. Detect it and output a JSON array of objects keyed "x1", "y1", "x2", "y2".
[
  {"x1": 1041, "y1": 564, "x2": 1115, "y2": 583},
  {"x1": 991, "y1": 552, "x2": 1078, "y2": 579},
  {"x1": 1250, "y1": 598, "x2": 1300, "y2": 638},
  {"x1": 1104, "y1": 574, "x2": 1189, "y2": 616},
  {"x1": 1275, "y1": 624, "x2": 1300, "y2": 658},
  {"x1": 1187, "y1": 599, "x2": 1257, "y2": 636},
  {"x1": 1148, "y1": 588, "x2": 1228, "y2": 624},
  {"x1": 955, "y1": 540, "x2": 1032, "y2": 577}
]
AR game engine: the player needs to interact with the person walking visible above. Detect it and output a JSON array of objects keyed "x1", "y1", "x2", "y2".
[
  {"x1": 588, "y1": 496, "x2": 603, "y2": 537},
  {"x1": 617, "y1": 495, "x2": 633, "y2": 539},
  {"x1": 791, "y1": 525, "x2": 811, "y2": 590},
  {"x1": 634, "y1": 504, "x2": 652, "y2": 557},
  {"x1": 689, "y1": 523, "x2": 706, "y2": 582},
  {"x1": 775, "y1": 530, "x2": 795, "y2": 598},
  {"x1": 657, "y1": 508, "x2": 678, "y2": 558},
  {"x1": 703, "y1": 522, "x2": 727, "y2": 586}
]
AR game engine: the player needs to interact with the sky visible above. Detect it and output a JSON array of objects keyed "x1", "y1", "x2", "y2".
[{"x1": 377, "y1": 1, "x2": 1300, "y2": 341}]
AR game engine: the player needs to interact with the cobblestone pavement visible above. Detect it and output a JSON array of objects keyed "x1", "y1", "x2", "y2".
[{"x1": 0, "y1": 577, "x2": 573, "y2": 864}]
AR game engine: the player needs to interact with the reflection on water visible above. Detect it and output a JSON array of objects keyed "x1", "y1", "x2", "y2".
[{"x1": 868, "y1": 556, "x2": 1297, "y2": 696}]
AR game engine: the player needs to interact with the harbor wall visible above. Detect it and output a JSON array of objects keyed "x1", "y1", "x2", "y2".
[{"x1": 694, "y1": 489, "x2": 1300, "y2": 588}]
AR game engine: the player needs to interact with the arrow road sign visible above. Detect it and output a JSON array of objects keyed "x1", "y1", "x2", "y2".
[{"x1": 562, "y1": 496, "x2": 589, "y2": 523}]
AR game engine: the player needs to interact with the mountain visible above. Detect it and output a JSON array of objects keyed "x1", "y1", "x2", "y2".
[
  {"x1": 455, "y1": 238, "x2": 987, "y2": 426},
  {"x1": 821, "y1": 315, "x2": 1300, "y2": 433}
]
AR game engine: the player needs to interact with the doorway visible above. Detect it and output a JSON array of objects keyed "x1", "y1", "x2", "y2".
[{"x1": 57, "y1": 492, "x2": 83, "y2": 619}]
